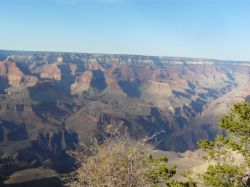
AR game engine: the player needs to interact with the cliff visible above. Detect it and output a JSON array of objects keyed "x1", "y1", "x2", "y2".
[{"x1": 0, "y1": 50, "x2": 250, "y2": 181}]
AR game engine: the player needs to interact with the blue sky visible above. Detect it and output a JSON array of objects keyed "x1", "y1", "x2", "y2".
[{"x1": 1, "y1": 0, "x2": 250, "y2": 61}]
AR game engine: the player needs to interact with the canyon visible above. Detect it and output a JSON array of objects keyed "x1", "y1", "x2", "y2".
[{"x1": 0, "y1": 50, "x2": 250, "y2": 185}]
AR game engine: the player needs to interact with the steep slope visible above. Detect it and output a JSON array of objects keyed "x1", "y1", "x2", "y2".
[{"x1": 0, "y1": 50, "x2": 250, "y2": 183}]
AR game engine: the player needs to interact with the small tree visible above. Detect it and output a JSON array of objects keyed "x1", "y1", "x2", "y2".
[
  {"x1": 198, "y1": 101, "x2": 250, "y2": 187},
  {"x1": 64, "y1": 132, "x2": 195, "y2": 187}
]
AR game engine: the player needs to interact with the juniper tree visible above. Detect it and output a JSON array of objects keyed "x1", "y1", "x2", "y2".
[{"x1": 198, "y1": 101, "x2": 250, "y2": 187}]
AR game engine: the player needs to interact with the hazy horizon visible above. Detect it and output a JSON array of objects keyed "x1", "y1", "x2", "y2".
[
  {"x1": 1, "y1": 0, "x2": 250, "y2": 61},
  {"x1": 2, "y1": 48, "x2": 250, "y2": 63}
]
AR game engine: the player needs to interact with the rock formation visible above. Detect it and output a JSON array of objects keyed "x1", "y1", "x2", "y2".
[{"x1": 0, "y1": 50, "x2": 250, "y2": 184}]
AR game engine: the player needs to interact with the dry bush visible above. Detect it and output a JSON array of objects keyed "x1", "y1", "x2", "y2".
[{"x1": 63, "y1": 129, "x2": 179, "y2": 187}]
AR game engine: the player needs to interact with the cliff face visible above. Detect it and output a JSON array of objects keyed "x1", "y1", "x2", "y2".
[
  {"x1": 33, "y1": 64, "x2": 61, "y2": 81},
  {"x1": 0, "y1": 50, "x2": 250, "y2": 178},
  {"x1": 71, "y1": 70, "x2": 93, "y2": 94},
  {"x1": 0, "y1": 61, "x2": 37, "y2": 87}
]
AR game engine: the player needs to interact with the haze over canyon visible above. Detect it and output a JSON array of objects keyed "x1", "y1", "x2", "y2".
[{"x1": 0, "y1": 50, "x2": 250, "y2": 185}]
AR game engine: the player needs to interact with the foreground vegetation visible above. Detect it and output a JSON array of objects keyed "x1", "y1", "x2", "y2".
[
  {"x1": 64, "y1": 101, "x2": 250, "y2": 187},
  {"x1": 198, "y1": 101, "x2": 250, "y2": 186},
  {"x1": 64, "y1": 130, "x2": 195, "y2": 187}
]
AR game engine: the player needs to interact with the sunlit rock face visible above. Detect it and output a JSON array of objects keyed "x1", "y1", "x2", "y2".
[
  {"x1": 0, "y1": 61, "x2": 24, "y2": 85},
  {"x1": 33, "y1": 64, "x2": 61, "y2": 81},
  {"x1": 0, "y1": 61, "x2": 38, "y2": 97},
  {"x1": 71, "y1": 70, "x2": 93, "y2": 94},
  {"x1": 0, "y1": 50, "x2": 250, "y2": 179}
]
